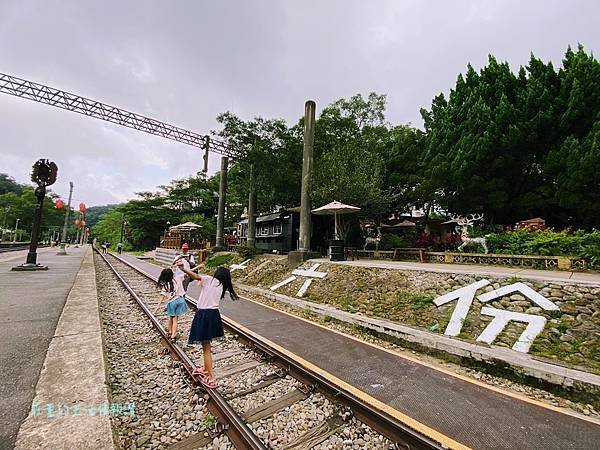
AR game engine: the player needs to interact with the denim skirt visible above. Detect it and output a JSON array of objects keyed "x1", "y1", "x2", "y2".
[
  {"x1": 188, "y1": 309, "x2": 224, "y2": 344},
  {"x1": 166, "y1": 296, "x2": 188, "y2": 317}
]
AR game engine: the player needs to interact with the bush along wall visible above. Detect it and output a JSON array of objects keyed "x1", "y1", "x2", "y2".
[
  {"x1": 485, "y1": 230, "x2": 600, "y2": 269},
  {"x1": 232, "y1": 257, "x2": 600, "y2": 376}
]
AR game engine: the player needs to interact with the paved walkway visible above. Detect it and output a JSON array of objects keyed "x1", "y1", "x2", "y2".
[
  {"x1": 312, "y1": 258, "x2": 600, "y2": 285},
  {"x1": 0, "y1": 246, "x2": 87, "y2": 449},
  {"x1": 14, "y1": 247, "x2": 114, "y2": 450}
]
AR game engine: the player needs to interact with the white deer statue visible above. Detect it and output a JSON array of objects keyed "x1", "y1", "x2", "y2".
[
  {"x1": 363, "y1": 227, "x2": 382, "y2": 250},
  {"x1": 453, "y1": 214, "x2": 489, "y2": 254}
]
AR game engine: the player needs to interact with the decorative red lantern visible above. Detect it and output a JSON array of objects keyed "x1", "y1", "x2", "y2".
[
  {"x1": 79, "y1": 202, "x2": 86, "y2": 213},
  {"x1": 55, "y1": 199, "x2": 65, "y2": 209}
]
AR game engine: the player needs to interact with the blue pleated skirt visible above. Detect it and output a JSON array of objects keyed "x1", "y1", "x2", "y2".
[
  {"x1": 188, "y1": 309, "x2": 224, "y2": 344},
  {"x1": 166, "y1": 296, "x2": 188, "y2": 317}
]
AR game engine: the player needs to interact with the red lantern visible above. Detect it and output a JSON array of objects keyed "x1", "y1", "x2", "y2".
[
  {"x1": 79, "y1": 203, "x2": 86, "y2": 213},
  {"x1": 55, "y1": 199, "x2": 65, "y2": 209}
]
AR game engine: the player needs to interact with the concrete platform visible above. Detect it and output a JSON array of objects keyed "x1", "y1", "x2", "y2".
[
  {"x1": 14, "y1": 246, "x2": 114, "y2": 449},
  {"x1": 119, "y1": 254, "x2": 600, "y2": 449},
  {"x1": 238, "y1": 283, "x2": 600, "y2": 396},
  {"x1": 313, "y1": 258, "x2": 600, "y2": 285},
  {"x1": 0, "y1": 246, "x2": 87, "y2": 449}
]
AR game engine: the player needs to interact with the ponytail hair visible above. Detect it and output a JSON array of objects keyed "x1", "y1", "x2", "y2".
[
  {"x1": 213, "y1": 266, "x2": 238, "y2": 300},
  {"x1": 158, "y1": 268, "x2": 175, "y2": 294}
]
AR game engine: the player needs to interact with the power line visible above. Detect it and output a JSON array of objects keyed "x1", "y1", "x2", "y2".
[{"x1": 0, "y1": 72, "x2": 237, "y2": 158}]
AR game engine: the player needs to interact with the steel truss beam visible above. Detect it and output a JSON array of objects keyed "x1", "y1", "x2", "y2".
[{"x1": 0, "y1": 72, "x2": 237, "y2": 158}]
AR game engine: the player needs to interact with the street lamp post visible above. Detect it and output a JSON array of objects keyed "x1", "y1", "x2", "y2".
[
  {"x1": 118, "y1": 214, "x2": 126, "y2": 254},
  {"x1": 13, "y1": 159, "x2": 58, "y2": 271},
  {"x1": 57, "y1": 181, "x2": 74, "y2": 255},
  {"x1": 12, "y1": 218, "x2": 20, "y2": 243}
]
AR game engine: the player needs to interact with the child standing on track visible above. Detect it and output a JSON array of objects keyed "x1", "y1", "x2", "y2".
[
  {"x1": 177, "y1": 263, "x2": 238, "y2": 388},
  {"x1": 156, "y1": 267, "x2": 188, "y2": 341}
]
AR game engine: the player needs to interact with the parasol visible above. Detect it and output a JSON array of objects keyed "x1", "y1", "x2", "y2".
[{"x1": 312, "y1": 200, "x2": 361, "y2": 240}]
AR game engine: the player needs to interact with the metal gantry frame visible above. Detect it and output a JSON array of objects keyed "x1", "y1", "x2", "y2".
[
  {"x1": 0, "y1": 71, "x2": 241, "y2": 246},
  {"x1": 0, "y1": 72, "x2": 238, "y2": 158}
]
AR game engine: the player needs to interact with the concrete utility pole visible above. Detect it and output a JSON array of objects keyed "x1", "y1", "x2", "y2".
[
  {"x1": 57, "y1": 181, "x2": 73, "y2": 255},
  {"x1": 247, "y1": 163, "x2": 257, "y2": 249},
  {"x1": 215, "y1": 156, "x2": 228, "y2": 248},
  {"x1": 289, "y1": 100, "x2": 319, "y2": 267},
  {"x1": 298, "y1": 100, "x2": 316, "y2": 251}
]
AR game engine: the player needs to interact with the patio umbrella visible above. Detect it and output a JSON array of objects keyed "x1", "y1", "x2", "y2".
[
  {"x1": 312, "y1": 200, "x2": 361, "y2": 240},
  {"x1": 169, "y1": 221, "x2": 202, "y2": 231}
]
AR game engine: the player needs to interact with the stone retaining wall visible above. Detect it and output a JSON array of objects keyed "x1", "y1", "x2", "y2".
[{"x1": 232, "y1": 257, "x2": 600, "y2": 375}]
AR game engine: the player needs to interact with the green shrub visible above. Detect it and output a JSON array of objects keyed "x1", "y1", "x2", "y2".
[
  {"x1": 486, "y1": 229, "x2": 600, "y2": 267},
  {"x1": 205, "y1": 253, "x2": 234, "y2": 269},
  {"x1": 379, "y1": 232, "x2": 416, "y2": 250},
  {"x1": 237, "y1": 244, "x2": 258, "y2": 260}
]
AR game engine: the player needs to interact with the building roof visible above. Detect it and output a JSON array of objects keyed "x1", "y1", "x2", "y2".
[
  {"x1": 517, "y1": 217, "x2": 545, "y2": 223},
  {"x1": 238, "y1": 212, "x2": 285, "y2": 224}
]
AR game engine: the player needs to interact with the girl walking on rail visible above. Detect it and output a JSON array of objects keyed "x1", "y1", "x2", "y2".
[
  {"x1": 156, "y1": 266, "x2": 188, "y2": 341},
  {"x1": 176, "y1": 262, "x2": 238, "y2": 388}
]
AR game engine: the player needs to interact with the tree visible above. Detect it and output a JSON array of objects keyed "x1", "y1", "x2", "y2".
[
  {"x1": 419, "y1": 46, "x2": 600, "y2": 228},
  {"x1": 86, "y1": 204, "x2": 119, "y2": 228},
  {"x1": 0, "y1": 173, "x2": 25, "y2": 195}
]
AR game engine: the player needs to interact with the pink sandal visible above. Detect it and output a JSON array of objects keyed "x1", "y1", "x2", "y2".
[
  {"x1": 200, "y1": 377, "x2": 217, "y2": 389},
  {"x1": 192, "y1": 367, "x2": 208, "y2": 377}
]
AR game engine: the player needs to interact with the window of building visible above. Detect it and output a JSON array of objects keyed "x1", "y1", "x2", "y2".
[{"x1": 273, "y1": 222, "x2": 282, "y2": 235}]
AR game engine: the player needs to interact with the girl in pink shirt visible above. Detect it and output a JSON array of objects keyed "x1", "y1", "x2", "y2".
[{"x1": 178, "y1": 264, "x2": 238, "y2": 388}]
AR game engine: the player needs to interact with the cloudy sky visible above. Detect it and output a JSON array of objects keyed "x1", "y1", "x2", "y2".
[{"x1": 1, "y1": 0, "x2": 598, "y2": 206}]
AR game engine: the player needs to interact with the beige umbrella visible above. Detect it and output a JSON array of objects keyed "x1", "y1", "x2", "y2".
[{"x1": 312, "y1": 200, "x2": 361, "y2": 240}]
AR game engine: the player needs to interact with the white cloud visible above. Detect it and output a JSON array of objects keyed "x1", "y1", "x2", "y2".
[{"x1": 0, "y1": 0, "x2": 598, "y2": 205}]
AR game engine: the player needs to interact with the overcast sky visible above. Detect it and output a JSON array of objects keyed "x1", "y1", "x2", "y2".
[{"x1": 1, "y1": 0, "x2": 598, "y2": 206}]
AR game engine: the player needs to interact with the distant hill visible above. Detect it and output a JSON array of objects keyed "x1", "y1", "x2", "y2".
[{"x1": 86, "y1": 204, "x2": 120, "y2": 228}]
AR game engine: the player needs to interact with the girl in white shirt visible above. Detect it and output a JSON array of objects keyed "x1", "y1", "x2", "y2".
[
  {"x1": 178, "y1": 264, "x2": 238, "y2": 388},
  {"x1": 157, "y1": 267, "x2": 188, "y2": 341}
]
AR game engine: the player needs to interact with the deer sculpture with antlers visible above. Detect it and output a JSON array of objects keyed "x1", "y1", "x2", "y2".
[
  {"x1": 363, "y1": 227, "x2": 382, "y2": 251},
  {"x1": 452, "y1": 214, "x2": 489, "y2": 254}
]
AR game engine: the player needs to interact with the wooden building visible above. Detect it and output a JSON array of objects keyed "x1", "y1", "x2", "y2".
[
  {"x1": 516, "y1": 217, "x2": 546, "y2": 231},
  {"x1": 237, "y1": 209, "x2": 329, "y2": 254}
]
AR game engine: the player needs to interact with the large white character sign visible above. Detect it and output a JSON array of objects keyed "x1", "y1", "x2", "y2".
[
  {"x1": 433, "y1": 280, "x2": 491, "y2": 336},
  {"x1": 433, "y1": 280, "x2": 558, "y2": 353},
  {"x1": 270, "y1": 263, "x2": 328, "y2": 297},
  {"x1": 477, "y1": 308, "x2": 547, "y2": 353},
  {"x1": 230, "y1": 259, "x2": 251, "y2": 272}
]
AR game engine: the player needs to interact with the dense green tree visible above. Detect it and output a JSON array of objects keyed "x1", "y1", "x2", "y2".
[
  {"x1": 312, "y1": 93, "x2": 391, "y2": 218},
  {"x1": 216, "y1": 112, "x2": 303, "y2": 213},
  {"x1": 0, "y1": 173, "x2": 25, "y2": 195},
  {"x1": 92, "y1": 210, "x2": 125, "y2": 248},
  {"x1": 0, "y1": 185, "x2": 68, "y2": 241},
  {"x1": 420, "y1": 46, "x2": 599, "y2": 228}
]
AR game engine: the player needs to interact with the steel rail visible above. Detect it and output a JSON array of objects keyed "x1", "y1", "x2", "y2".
[
  {"x1": 108, "y1": 252, "x2": 445, "y2": 450},
  {"x1": 95, "y1": 248, "x2": 266, "y2": 450}
]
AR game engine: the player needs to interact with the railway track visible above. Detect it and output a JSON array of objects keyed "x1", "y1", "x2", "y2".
[
  {"x1": 96, "y1": 249, "x2": 444, "y2": 450},
  {"x1": 0, "y1": 245, "x2": 29, "y2": 253}
]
